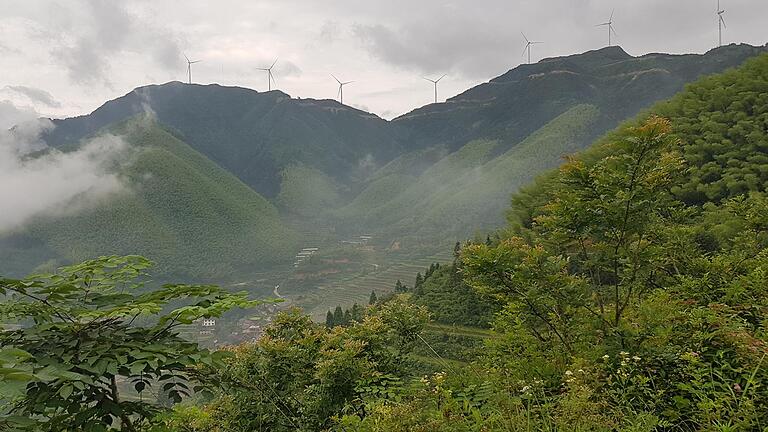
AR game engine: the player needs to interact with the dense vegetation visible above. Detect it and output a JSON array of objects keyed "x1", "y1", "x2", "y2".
[
  {"x1": 2, "y1": 52, "x2": 768, "y2": 431},
  {"x1": 0, "y1": 119, "x2": 298, "y2": 282},
  {"x1": 0, "y1": 256, "x2": 260, "y2": 431},
  {"x1": 407, "y1": 260, "x2": 500, "y2": 329},
  {"x1": 43, "y1": 84, "x2": 405, "y2": 199}
]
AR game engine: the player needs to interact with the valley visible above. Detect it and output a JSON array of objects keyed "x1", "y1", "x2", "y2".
[{"x1": 2, "y1": 44, "x2": 767, "y2": 331}]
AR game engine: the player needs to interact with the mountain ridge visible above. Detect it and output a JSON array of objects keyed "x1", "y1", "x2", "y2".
[{"x1": 5, "y1": 43, "x2": 767, "y2": 282}]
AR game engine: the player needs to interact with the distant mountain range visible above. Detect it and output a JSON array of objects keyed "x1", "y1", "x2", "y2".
[{"x1": 3, "y1": 43, "x2": 765, "y2": 281}]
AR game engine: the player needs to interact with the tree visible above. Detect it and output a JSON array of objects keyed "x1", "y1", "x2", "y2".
[
  {"x1": 333, "y1": 306, "x2": 344, "y2": 324},
  {"x1": 464, "y1": 117, "x2": 685, "y2": 351},
  {"x1": 325, "y1": 310, "x2": 335, "y2": 327},
  {"x1": 0, "y1": 255, "x2": 261, "y2": 431},
  {"x1": 185, "y1": 300, "x2": 430, "y2": 431},
  {"x1": 368, "y1": 291, "x2": 378, "y2": 305},
  {"x1": 414, "y1": 273, "x2": 423, "y2": 289},
  {"x1": 394, "y1": 280, "x2": 405, "y2": 293},
  {"x1": 350, "y1": 303, "x2": 363, "y2": 322}
]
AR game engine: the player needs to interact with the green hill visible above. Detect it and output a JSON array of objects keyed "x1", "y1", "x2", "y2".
[
  {"x1": 509, "y1": 53, "x2": 768, "y2": 229},
  {"x1": 338, "y1": 44, "x2": 768, "y2": 241},
  {"x1": 339, "y1": 104, "x2": 600, "y2": 239},
  {"x1": 1, "y1": 118, "x2": 298, "y2": 281},
  {"x1": 43, "y1": 84, "x2": 405, "y2": 198}
]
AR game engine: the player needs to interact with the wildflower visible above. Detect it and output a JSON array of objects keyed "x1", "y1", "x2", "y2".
[
  {"x1": 521, "y1": 386, "x2": 530, "y2": 392},
  {"x1": 632, "y1": 356, "x2": 641, "y2": 361},
  {"x1": 565, "y1": 370, "x2": 573, "y2": 376},
  {"x1": 733, "y1": 383, "x2": 743, "y2": 394},
  {"x1": 578, "y1": 369, "x2": 585, "y2": 373},
  {"x1": 620, "y1": 351, "x2": 629, "y2": 356},
  {"x1": 602, "y1": 355, "x2": 610, "y2": 360}
]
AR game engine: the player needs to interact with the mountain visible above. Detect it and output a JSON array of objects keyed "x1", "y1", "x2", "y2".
[
  {"x1": 43, "y1": 84, "x2": 406, "y2": 198},
  {"x1": 392, "y1": 44, "x2": 768, "y2": 152},
  {"x1": 341, "y1": 44, "x2": 768, "y2": 240},
  {"x1": 3, "y1": 44, "x2": 766, "y2": 282},
  {"x1": 1, "y1": 119, "x2": 298, "y2": 281}
]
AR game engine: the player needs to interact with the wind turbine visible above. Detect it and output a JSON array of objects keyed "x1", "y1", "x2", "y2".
[
  {"x1": 521, "y1": 33, "x2": 543, "y2": 64},
  {"x1": 184, "y1": 54, "x2": 202, "y2": 84},
  {"x1": 257, "y1": 58, "x2": 278, "y2": 91},
  {"x1": 422, "y1": 74, "x2": 446, "y2": 104},
  {"x1": 717, "y1": 0, "x2": 727, "y2": 47},
  {"x1": 596, "y1": 10, "x2": 618, "y2": 47},
  {"x1": 331, "y1": 74, "x2": 353, "y2": 105}
]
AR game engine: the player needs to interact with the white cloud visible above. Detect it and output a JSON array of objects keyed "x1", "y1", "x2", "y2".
[
  {"x1": 0, "y1": 102, "x2": 129, "y2": 233},
  {"x1": 2, "y1": 85, "x2": 62, "y2": 109}
]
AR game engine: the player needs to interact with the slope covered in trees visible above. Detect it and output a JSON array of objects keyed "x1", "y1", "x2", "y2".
[
  {"x1": 43, "y1": 83, "x2": 406, "y2": 199},
  {"x1": 1, "y1": 118, "x2": 298, "y2": 281}
]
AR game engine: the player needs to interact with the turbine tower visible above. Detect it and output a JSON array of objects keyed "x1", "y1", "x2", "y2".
[
  {"x1": 422, "y1": 74, "x2": 446, "y2": 104},
  {"x1": 596, "y1": 10, "x2": 618, "y2": 47},
  {"x1": 184, "y1": 54, "x2": 201, "y2": 84},
  {"x1": 331, "y1": 74, "x2": 353, "y2": 105},
  {"x1": 717, "y1": 0, "x2": 727, "y2": 47},
  {"x1": 521, "y1": 33, "x2": 543, "y2": 64},
  {"x1": 257, "y1": 58, "x2": 278, "y2": 91}
]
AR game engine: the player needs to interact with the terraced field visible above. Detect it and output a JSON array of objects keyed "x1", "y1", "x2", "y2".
[{"x1": 298, "y1": 248, "x2": 455, "y2": 320}]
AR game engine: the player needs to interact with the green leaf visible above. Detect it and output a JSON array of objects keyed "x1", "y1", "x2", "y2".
[{"x1": 58, "y1": 384, "x2": 74, "y2": 399}]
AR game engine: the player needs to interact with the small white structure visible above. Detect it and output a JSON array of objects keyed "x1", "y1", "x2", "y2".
[{"x1": 201, "y1": 318, "x2": 216, "y2": 327}]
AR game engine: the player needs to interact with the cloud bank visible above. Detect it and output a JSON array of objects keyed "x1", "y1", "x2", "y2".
[{"x1": 0, "y1": 104, "x2": 129, "y2": 233}]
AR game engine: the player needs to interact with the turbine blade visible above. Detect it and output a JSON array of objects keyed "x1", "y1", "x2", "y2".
[
  {"x1": 422, "y1": 77, "x2": 436, "y2": 83},
  {"x1": 343, "y1": 81, "x2": 354, "y2": 85},
  {"x1": 522, "y1": 45, "x2": 529, "y2": 57},
  {"x1": 611, "y1": 25, "x2": 618, "y2": 36},
  {"x1": 436, "y1": 74, "x2": 446, "y2": 82},
  {"x1": 184, "y1": 54, "x2": 190, "y2": 62},
  {"x1": 610, "y1": 9, "x2": 614, "y2": 21},
  {"x1": 720, "y1": 16, "x2": 727, "y2": 28},
  {"x1": 270, "y1": 57, "x2": 278, "y2": 69},
  {"x1": 331, "y1": 74, "x2": 341, "y2": 84},
  {"x1": 521, "y1": 32, "x2": 530, "y2": 43}
]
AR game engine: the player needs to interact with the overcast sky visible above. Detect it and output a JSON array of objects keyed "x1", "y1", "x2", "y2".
[{"x1": 1, "y1": 0, "x2": 766, "y2": 120}]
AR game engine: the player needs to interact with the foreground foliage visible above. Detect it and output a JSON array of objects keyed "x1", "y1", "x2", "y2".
[
  {"x1": 334, "y1": 116, "x2": 768, "y2": 431},
  {"x1": 0, "y1": 256, "x2": 260, "y2": 431},
  {"x1": 160, "y1": 298, "x2": 429, "y2": 432}
]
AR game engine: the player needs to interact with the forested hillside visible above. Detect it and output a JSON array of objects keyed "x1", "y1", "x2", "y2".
[
  {"x1": 0, "y1": 118, "x2": 298, "y2": 281},
  {"x1": 43, "y1": 83, "x2": 406, "y2": 198},
  {"x1": 338, "y1": 44, "x2": 768, "y2": 242}
]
